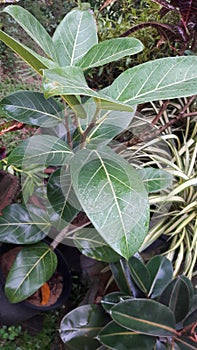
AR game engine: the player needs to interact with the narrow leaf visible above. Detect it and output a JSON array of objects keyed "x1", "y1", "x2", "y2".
[
  {"x1": 98, "y1": 321, "x2": 156, "y2": 350},
  {"x1": 5, "y1": 242, "x2": 57, "y2": 303},
  {"x1": 53, "y1": 8, "x2": 98, "y2": 66},
  {"x1": 128, "y1": 256, "x2": 151, "y2": 295},
  {"x1": 111, "y1": 299, "x2": 177, "y2": 336},
  {"x1": 0, "y1": 91, "x2": 64, "y2": 127},
  {"x1": 70, "y1": 147, "x2": 149, "y2": 259},
  {"x1": 102, "y1": 57, "x2": 197, "y2": 105},
  {"x1": 77, "y1": 38, "x2": 144, "y2": 70},
  {"x1": 101, "y1": 292, "x2": 131, "y2": 313},
  {"x1": 175, "y1": 336, "x2": 197, "y2": 350},
  {"x1": 0, "y1": 204, "x2": 49, "y2": 244}
]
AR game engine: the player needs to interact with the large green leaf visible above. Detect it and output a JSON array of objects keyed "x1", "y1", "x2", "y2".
[
  {"x1": 74, "y1": 227, "x2": 121, "y2": 262},
  {"x1": 76, "y1": 38, "x2": 143, "y2": 70},
  {"x1": 60, "y1": 304, "x2": 108, "y2": 349},
  {"x1": 0, "y1": 91, "x2": 64, "y2": 127},
  {"x1": 159, "y1": 277, "x2": 190, "y2": 323},
  {"x1": 0, "y1": 204, "x2": 49, "y2": 244},
  {"x1": 47, "y1": 168, "x2": 79, "y2": 224},
  {"x1": 5, "y1": 242, "x2": 57, "y2": 303},
  {"x1": 52, "y1": 8, "x2": 98, "y2": 66},
  {"x1": 102, "y1": 56, "x2": 197, "y2": 105},
  {"x1": 43, "y1": 67, "x2": 133, "y2": 112},
  {"x1": 3, "y1": 5, "x2": 56, "y2": 60},
  {"x1": 70, "y1": 147, "x2": 149, "y2": 259},
  {"x1": 146, "y1": 256, "x2": 173, "y2": 298},
  {"x1": 0, "y1": 30, "x2": 56, "y2": 74},
  {"x1": 128, "y1": 256, "x2": 151, "y2": 295},
  {"x1": 98, "y1": 321, "x2": 156, "y2": 350},
  {"x1": 7, "y1": 135, "x2": 73, "y2": 167},
  {"x1": 111, "y1": 299, "x2": 177, "y2": 337},
  {"x1": 137, "y1": 168, "x2": 173, "y2": 193}
]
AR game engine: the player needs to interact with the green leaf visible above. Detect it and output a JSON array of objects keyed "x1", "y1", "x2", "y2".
[
  {"x1": 53, "y1": 8, "x2": 98, "y2": 66},
  {"x1": 43, "y1": 67, "x2": 133, "y2": 112},
  {"x1": 0, "y1": 30, "x2": 56, "y2": 74},
  {"x1": 0, "y1": 91, "x2": 64, "y2": 127},
  {"x1": 5, "y1": 242, "x2": 57, "y2": 303},
  {"x1": 0, "y1": 204, "x2": 49, "y2": 244},
  {"x1": 159, "y1": 277, "x2": 190, "y2": 323},
  {"x1": 74, "y1": 227, "x2": 121, "y2": 263},
  {"x1": 98, "y1": 321, "x2": 156, "y2": 350},
  {"x1": 183, "y1": 294, "x2": 197, "y2": 327},
  {"x1": 3, "y1": 5, "x2": 56, "y2": 60},
  {"x1": 7, "y1": 135, "x2": 73, "y2": 167},
  {"x1": 77, "y1": 38, "x2": 144, "y2": 70},
  {"x1": 102, "y1": 57, "x2": 197, "y2": 105},
  {"x1": 47, "y1": 168, "x2": 79, "y2": 224},
  {"x1": 101, "y1": 292, "x2": 131, "y2": 313},
  {"x1": 175, "y1": 337, "x2": 197, "y2": 350},
  {"x1": 146, "y1": 256, "x2": 173, "y2": 298},
  {"x1": 70, "y1": 147, "x2": 149, "y2": 259},
  {"x1": 60, "y1": 304, "x2": 108, "y2": 349},
  {"x1": 137, "y1": 168, "x2": 173, "y2": 193},
  {"x1": 111, "y1": 299, "x2": 177, "y2": 337},
  {"x1": 110, "y1": 261, "x2": 133, "y2": 295},
  {"x1": 128, "y1": 256, "x2": 151, "y2": 295}
]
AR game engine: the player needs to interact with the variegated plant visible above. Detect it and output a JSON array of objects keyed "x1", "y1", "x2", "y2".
[{"x1": 0, "y1": 2, "x2": 197, "y2": 303}]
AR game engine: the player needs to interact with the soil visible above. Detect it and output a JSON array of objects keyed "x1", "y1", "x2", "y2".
[{"x1": 0, "y1": 246, "x2": 63, "y2": 307}]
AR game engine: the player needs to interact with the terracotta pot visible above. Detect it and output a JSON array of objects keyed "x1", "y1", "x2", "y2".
[{"x1": 0, "y1": 242, "x2": 72, "y2": 325}]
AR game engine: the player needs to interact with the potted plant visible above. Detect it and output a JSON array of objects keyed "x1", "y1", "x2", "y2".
[{"x1": 0, "y1": 0, "x2": 197, "y2": 328}]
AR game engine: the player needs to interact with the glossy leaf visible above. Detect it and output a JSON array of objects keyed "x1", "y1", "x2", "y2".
[
  {"x1": 137, "y1": 168, "x2": 173, "y2": 193},
  {"x1": 5, "y1": 242, "x2": 57, "y2": 303},
  {"x1": 60, "y1": 304, "x2": 108, "y2": 349},
  {"x1": 98, "y1": 321, "x2": 156, "y2": 350},
  {"x1": 0, "y1": 91, "x2": 64, "y2": 127},
  {"x1": 70, "y1": 147, "x2": 149, "y2": 259},
  {"x1": 7, "y1": 135, "x2": 72, "y2": 167},
  {"x1": 43, "y1": 67, "x2": 133, "y2": 112},
  {"x1": 102, "y1": 57, "x2": 197, "y2": 105},
  {"x1": 159, "y1": 277, "x2": 190, "y2": 323},
  {"x1": 53, "y1": 8, "x2": 98, "y2": 66},
  {"x1": 0, "y1": 204, "x2": 49, "y2": 244},
  {"x1": 101, "y1": 292, "x2": 131, "y2": 313},
  {"x1": 110, "y1": 261, "x2": 133, "y2": 295},
  {"x1": 47, "y1": 168, "x2": 79, "y2": 224},
  {"x1": 111, "y1": 299, "x2": 177, "y2": 336},
  {"x1": 3, "y1": 5, "x2": 56, "y2": 60},
  {"x1": 183, "y1": 294, "x2": 197, "y2": 326},
  {"x1": 146, "y1": 256, "x2": 173, "y2": 298},
  {"x1": 128, "y1": 256, "x2": 151, "y2": 295},
  {"x1": 74, "y1": 227, "x2": 121, "y2": 263},
  {"x1": 77, "y1": 38, "x2": 143, "y2": 70}
]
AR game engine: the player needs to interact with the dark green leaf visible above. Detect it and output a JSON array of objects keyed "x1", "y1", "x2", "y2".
[
  {"x1": 175, "y1": 336, "x2": 197, "y2": 350},
  {"x1": 0, "y1": 91, "x2": 64, "y2": 127},
  {"x1": 70, "y1": 147, "x2": 149, "y2": 259},
  {"x1": 7, "y1": 135, "x2": 72, "y2": 167},
  {"x1": 102, "y1": 292, "x2": 132, "y2": 313},
  {"x1": 98, "y1": 321, "x2": 156, "y2": 350},
  {"x1": 110, "y1": 261, "x2": 133, "y2": 295},
  {"x1": 128, "y1": 256, "x2": 151, "y2": 295},
  {"x1": 0, "y1": 204, "x2": 49, "y2": 244},
  {"x1": 60, "y1": 304, "x2": 108, "y2": 349},
  {"x1": 111, "y1": 299, "x2": 177, "y2": 336},
  {"x1": 137, "y1": 168, "x2": 173, "y2": 193},
  {"x1": 53, "y1": 8, "x2": 98, "y2": 66},
  {"x1": 159, "y1": 277, "x2": 190, "y2": 323},
  {"x1": 74, "y1": 227, "x2": 121, "y2": 263},
  {"x1": 102, "y1": 57, "x2": 197, "y2": 105},
  {"x1": 77, "y1": 38, "x2": 143, "y2": 70},
  {"x1": 5, "y1": 242, "x2": 57, "y2": 303},
  {"x1": 146, "y1": 256, "x2": 173, "y2": 298}
]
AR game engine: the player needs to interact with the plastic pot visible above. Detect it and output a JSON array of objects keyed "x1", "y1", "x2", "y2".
[{"x1": 0, "y1": 242, "x2": 72, "y2": 325}]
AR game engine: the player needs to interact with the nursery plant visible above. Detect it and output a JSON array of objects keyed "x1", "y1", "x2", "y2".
[
  {"x1": 60, "y1": 255, "x2": 197, "y2": 349},
  {"x1": 0, "y1": 2, "x2": 197, "y2": 306}
]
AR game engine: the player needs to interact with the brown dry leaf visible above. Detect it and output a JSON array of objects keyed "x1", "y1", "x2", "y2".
[
  {"x1": 40, "y1": 282, "x2": 51, "y2": 305},
  {"x1": 99, "y1": 0, "x2": 118, "y2": 12}
]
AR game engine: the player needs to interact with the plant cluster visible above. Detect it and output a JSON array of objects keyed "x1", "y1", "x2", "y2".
[{"x1": 60, "y1": 255, "x2": 197, "y2": 349}]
